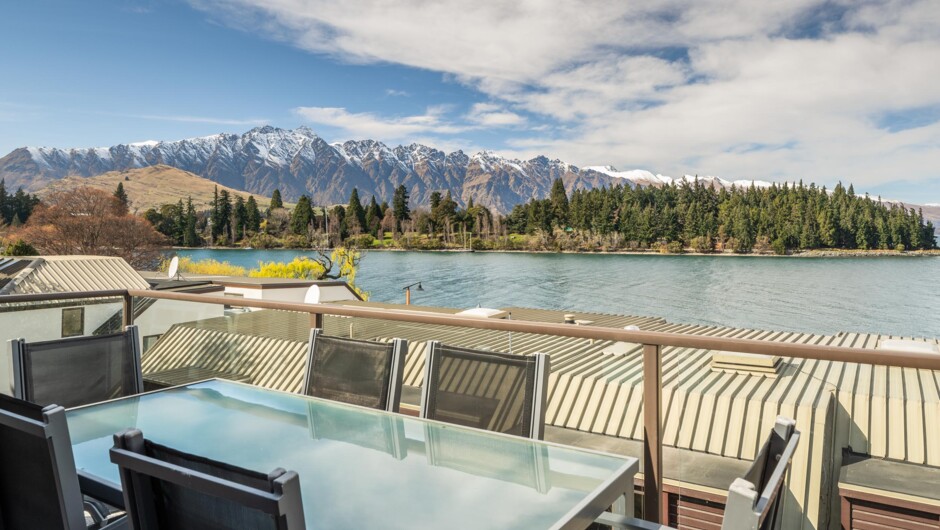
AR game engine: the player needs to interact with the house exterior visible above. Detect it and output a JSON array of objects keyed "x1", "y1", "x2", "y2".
[{"x1": 0, "y1": 255, "x2": 226, "y2": 395}]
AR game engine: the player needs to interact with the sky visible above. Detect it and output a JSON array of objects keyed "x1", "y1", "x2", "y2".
[{"x1": 1, "y1": 0, "x2": 939, "y2": 203}]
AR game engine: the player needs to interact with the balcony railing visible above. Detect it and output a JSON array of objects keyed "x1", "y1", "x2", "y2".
[{"x1": 3, "y1": 287, "x2": 939, "y2": 526}]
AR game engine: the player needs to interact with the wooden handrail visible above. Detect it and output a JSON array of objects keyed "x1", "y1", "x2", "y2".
[
  {"x1": 0, "y1": 290, "x2": 128, "y2": 303},
  {"x1": 125, "y1": 288, "x2": 940, "y2": 370}
]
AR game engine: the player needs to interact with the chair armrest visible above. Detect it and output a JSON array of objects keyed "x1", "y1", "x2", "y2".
[
  {"x1": 595, "y1": 511, "x2": 677, "y2": 530},
  {"x1": 98, "y1": 515, "x2": 129, "y2": 530}
]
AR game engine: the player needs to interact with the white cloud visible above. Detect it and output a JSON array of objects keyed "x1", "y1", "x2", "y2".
[
  {"x1": 192, "y1": 0, "x2": 940, "y2": 192},
  {"x1": 295, "y1": 103, "x2": 527, "y2": 140},
  {"x1": 384, "y1": 89, "x2": 410, "y2": 97},
  {"x1": 293, "y1": 106, "x2": 467, "y2": 139},
  {"x1": 465, "y1": 103, "x2": 525, "y2": 126}
]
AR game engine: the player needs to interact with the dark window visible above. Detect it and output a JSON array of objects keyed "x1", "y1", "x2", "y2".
[
  {"x1": 61, "y1": 307, "x2": 84, "y2": 337},
  {"x1": 142, "y1": 334, "x2": 162, "y2": 353}
]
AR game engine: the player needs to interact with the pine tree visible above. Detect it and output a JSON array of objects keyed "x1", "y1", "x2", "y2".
[
  {"x1": 365, "y1": 196, "x2": 381, "y2": 237},
  {"x1": 392, "y1": 185, "x2": 410, "y2": 232},
  {"x1": 245, "y1": 196, "x2": 262, "y2": 233},
  {"x1": 549, "y1": 178, "x2": 569, "y2": 228},
  {"x1": 0, "y1": 179, "x2": 8, "y2": 224},
  {"x1": 270, "y1": 189, "x2": 283, "y2": 210},
  {"x1": 183, "y1": 197, "x2": 199, "y2": 247},
  {"x1": 217, "y1": 189, "x2": 233, "y2": 242},
  {"x1": 233, "y1": 195, "x2": 247, "y2": 241},
  {"x1": 290, "y1": 196, "x2": 313, "y2": 235},
  {"x1": 210, "y1": 186, "x2": 223, "y2": 239},
  {"x1": 114, "y1": 182, "x2": 129, "y2": 213},
  {"x1": 11, "y1": 188, "x2": 39, "y2": 225},
  {"x1": 346, "y1": 188, "x2": 366, "y2": 235},
  {"x1": 174, "y1": 199, "x2": 186, "y2": 245}
]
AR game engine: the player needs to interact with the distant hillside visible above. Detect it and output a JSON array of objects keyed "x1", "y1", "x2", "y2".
[{"x1": 38, "y1": 165, "x2": 273, "y2": 213}]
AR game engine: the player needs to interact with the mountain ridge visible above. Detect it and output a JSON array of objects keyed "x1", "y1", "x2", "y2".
[{"x1": 0, "y1": 126, "x2": 897, "y2": 213}]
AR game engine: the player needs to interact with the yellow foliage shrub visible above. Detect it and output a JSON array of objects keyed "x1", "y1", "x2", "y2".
[
  {"x1": 249, "y1": 257, "x2": 326, "y2": 280},
  {"x1": 162, "y1": 256, "x2": 248, "y2": 276},
  {"x1": 162, "y1": 251, "x2": 368, "y2": 300}
]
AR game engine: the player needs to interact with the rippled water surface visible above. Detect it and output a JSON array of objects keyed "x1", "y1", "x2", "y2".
[{"x1": 178, "y1": 249, "x2": 940, "y2": 338}]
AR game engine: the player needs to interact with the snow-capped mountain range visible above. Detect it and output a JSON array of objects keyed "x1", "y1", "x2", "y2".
[
  {"x1": 1, "y1": 126, "x2": 775, "y2": 212},
  {"x1": 583, "y1": 166, "x2": 774, "y2": 190}
]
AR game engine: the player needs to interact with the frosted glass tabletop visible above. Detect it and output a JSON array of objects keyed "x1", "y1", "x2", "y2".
[{"x1": 67, "y1": 379, "x2": 637, "y2": 530}]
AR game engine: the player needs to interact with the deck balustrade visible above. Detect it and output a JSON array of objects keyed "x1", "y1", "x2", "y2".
[{"x1": 3, "y1": 287, "x2": 939, "y2": 526}]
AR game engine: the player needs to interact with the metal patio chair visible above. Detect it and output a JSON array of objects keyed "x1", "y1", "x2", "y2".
[
  {"x1": 597, "y1": 416, "x2": 801, "y2": 530},
  {"x1": 110, "y1": 428, "x2": 305, "y2": 530},
  {"x1": 419, "y1": 341, "x2": 550, "y2": 440},
  {"x1": 0, "y1": 393, "x2": 125, "y2": 530},
  {"x1": 10, "y1": 325, "x2": 143, "y2": 409},
  {"x1": 302, "y1": 328, "x2": 407, "y2": 412}
]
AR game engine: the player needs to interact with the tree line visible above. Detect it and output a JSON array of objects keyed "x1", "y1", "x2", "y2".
[
  {"x1": 0, "y1": 180, "x2": 40, "y2": 227},
  {"x1": 140, "y1": 179, "x2": 936, "y2": 254},
  {"x1": 144, "y1": 184, "x2": 417, "y2": 249},
  {"x1": 505, "y1": 179, "x2": 936, "y2": 253}
]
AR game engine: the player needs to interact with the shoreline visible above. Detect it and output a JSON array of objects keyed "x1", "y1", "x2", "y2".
[{"x1": 169, "y1": 246, "x2": 940, "y2": 258}]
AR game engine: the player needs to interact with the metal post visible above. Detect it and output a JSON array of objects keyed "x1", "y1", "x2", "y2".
[
  {"x1": 643, "y1": 343, "x2": 662, "y2": 522},
  {"x1": 122, "y1": 294, "x2": 134, "y2": 327},
  {"x1": 405, "y1": 287, "x2": 411, "y2": 305}
]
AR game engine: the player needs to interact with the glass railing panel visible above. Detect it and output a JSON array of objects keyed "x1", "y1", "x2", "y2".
[
  {"x1": 663, "y1": 328, "x2": 913, "y2": 530},
  {"x1": 0, "y1": 295, "x2": 125, "y2": 396},
  {"x1": 138, "y1": 299, "x2": 312, "y2": 392}
]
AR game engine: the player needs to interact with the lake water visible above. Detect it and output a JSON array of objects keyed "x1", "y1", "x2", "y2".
[{"x1": 176, "y1": 249, "x2": 940, "y2": 339}]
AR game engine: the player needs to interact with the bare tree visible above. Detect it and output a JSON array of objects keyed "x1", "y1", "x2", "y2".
[{"x1": 15, "y1": 187, "x2": 167, "y2": 268}]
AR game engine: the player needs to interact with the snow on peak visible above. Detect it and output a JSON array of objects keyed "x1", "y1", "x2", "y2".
[{"x1": 584, "y1": 166, "x2": 671, "y2": 185}]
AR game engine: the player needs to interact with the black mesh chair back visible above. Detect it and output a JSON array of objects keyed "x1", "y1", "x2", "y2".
[
  {"x1": 302, "y1": 329, "x2": 407, "y2": 412},
  {"x1": 110, "y1": 429, "x2": 305, "y2": 530},
  {"x1": 10, "y1": 325, "x2": 143, "y2": 408},
  {"x1": 419, "y1": 342, "x2": 550, "y2": 439},
  {"x1": 0, "y1": 394, "x2": 87, "y2": 530}
]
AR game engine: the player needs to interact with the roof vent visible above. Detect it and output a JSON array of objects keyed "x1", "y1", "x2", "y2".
[
  {"x1": 711, "y1": 351, "x2": 781, "y2": 377},
  {"x1": 455, "y1": 308, "x2": 508, "y2": 319},
  {"x1": 877, "y1": 339, "x2": 940, "y2": 354},
  {"x1": 601, "y1": 342, "x2": 636, "y2": 357}
]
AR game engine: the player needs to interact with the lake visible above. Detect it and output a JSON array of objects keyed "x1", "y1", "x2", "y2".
[{"x1": 176, "y1": 249, "x2": 940, "y2": 339}]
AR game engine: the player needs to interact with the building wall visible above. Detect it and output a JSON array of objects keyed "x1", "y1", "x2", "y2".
[
  {"x1": 305, "y1": 285, "x2": 359, "y2": 304},
  {"x1": 221, "y1": 286, "x2": 311, "y2": 304}
]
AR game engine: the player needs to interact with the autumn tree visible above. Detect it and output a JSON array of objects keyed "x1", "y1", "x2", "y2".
[{"x1": 15, "y1": 187, "x2": 167, "y2": 267}]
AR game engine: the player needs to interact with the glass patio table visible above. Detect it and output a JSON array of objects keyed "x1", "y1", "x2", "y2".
[{"x1": 66, "y1": 379, "x2": 637, "y2": 530}]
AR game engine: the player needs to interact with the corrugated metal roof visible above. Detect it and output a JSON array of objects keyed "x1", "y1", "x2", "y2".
[
  {"x1": 0, "y1": 256, "x2": 150, "y2": 295},
  {"x1": 178, "y1": 310, "x2": 314, "y2": 343},
  {"x1": 141, "y1": 304, "x2": 940, "y2": 530},
  {"x1": 142, "y1": 325, "x2": 308, "y2": 393}
]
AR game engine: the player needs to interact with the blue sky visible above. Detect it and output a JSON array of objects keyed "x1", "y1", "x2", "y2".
[{"x1": 1, "y1": 0, "x2": 939, "y2": 204}]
